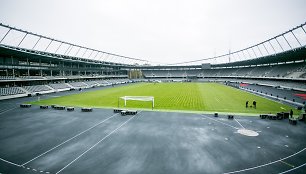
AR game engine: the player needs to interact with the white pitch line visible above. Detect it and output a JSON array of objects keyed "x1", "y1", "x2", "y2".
[
  {"x1": 22, "y1": 113, "x2": 118, "y2": 166},
  {"x1": 0, "y1": 106, "x2": 19, "y2": 116},
  {"x1": 234, "y1": 118, "x2": 245, "y2": 129},
  {"x1": 223, "y1": 147, "x2": 306, "y2": 174},
  {"x1": 202, "y1": 115, "x2": 239, "y2": 130},
  {"x1": 0, "y1": 157, "x2": 21, "y2": 167},
  {"x1": 55, "y1": 113, "x2": 139, "y2": 174},
  {"x1": 278, "y1": 162, "x2": 306, "y2": 174}
]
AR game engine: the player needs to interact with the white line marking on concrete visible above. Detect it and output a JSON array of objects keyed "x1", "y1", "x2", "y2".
[
  {"x1": 278, "y1": 162, "x2": 306, "y2": 174},
  {"x1": 203, "y1": 115, "x2": 239, "y2": 130},
  {"x1": 22, "y1": 113, "x2": 118, "y2": 165},
  {"x1": 0, "y1": 106, "x2": 19, "y2": 115},
  {"x1": 234, "y1": 118, "x2": 245, "y2": 129},
  {"x1": 224, "y1": 147, "x2": 306, "y2": 174},
  {"x1": 55, "y1": 113, "x2": 139, "y2": 174},
  {"x1": 0, "y1": 157, "x2": 21, "y2": 167},
  {"x1": 280, "y1": 160, "x2": 295, "y2": 168}
]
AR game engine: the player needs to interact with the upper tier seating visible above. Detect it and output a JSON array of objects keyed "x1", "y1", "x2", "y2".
[
  {"x1": 143, "y1": 62, "x2": 306, "y2": 79},
  {"x1": 20, "y1": 76, "x2": 46, "y2": 80}
]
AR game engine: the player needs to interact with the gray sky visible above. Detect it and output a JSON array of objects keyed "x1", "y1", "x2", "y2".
[{"x1": 0, "y1": 0, "x2": 305, "y2": 64}]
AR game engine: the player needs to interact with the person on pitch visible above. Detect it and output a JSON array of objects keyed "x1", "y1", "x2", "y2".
[
  {"x1": 290, "y1": 109, "x2": 293, "y2": 118},
  {"x1": 253, "y1": 100, "x2": 256, "y2": 109},
  {"x1": 246, "y1": 101, "x2": 249, "y2": 108}
]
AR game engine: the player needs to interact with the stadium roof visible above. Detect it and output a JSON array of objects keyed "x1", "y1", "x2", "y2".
[{"x1": 0, "y1": 22, "x2": 306, "y2": 67}]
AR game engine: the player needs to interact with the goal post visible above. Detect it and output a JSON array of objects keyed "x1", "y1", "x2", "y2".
[{"x1": 118, "y1": 96, "x2": 154, "y2": 110}]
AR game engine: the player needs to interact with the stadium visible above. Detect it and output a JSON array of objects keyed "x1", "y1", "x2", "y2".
[{"x1": 1, "y1": 1, "x2": 306, "y2": 174}]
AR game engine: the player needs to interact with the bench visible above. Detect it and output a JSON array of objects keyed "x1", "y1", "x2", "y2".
[
  {"x1": 114, "y1": 108, "x2": 124, "y2": 113},
  {"x1": 121, "y1": 110, "x2": 137, "y2": 116},
  {"x1": 276, "y1": 112, "x2": 284, "y2": 120},
  {"x1": 40, "y1": 105, "x2": 48, "y2": 109},
  {"x1": 54, "y1": 106, "x2": 66, "y2": 110},
  {"x1": 267, "y1": 114, "x2": 277, "y2": 120},
  {"x1": 259, "y1": 114, "x2": 267, "y2": 119},
  {"x1": 51, "y1": 104, "x2": 57, "y2": 108},
  {"x1": 20, "y1": 104, "x2": 31, "y2": 108},
  {"x1": 81, "y1": 108, "x2": 92, "y2": 112},
  {"x1": 67, "y1": 107, "x2": 75, "y2": 111},
  {"x1": 126, "y1": 110, "x2": 137, "y2": 115},
  {"x1": 277, "y1": 112, "x2": 289, "y2": 119},
  {"x1": 121, "y1": 110, "x2": 127, "y2": 116},
  {"x1": 228, "y1": 115, "x2": 234, "y2": 119}
]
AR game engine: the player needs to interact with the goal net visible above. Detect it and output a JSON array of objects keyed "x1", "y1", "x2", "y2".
[{"x1": 119, "y1": 96, "x2": 154, "y2": 109}]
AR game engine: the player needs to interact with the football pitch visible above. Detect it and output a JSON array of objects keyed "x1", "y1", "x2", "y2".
[{"x1": 31, "y1": 82, "x2": 298, "y2": 115}]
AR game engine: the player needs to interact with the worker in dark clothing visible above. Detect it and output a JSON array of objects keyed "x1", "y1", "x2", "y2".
[
  {"x1": 290, "y1": 109, "x2": 293, "y2": 118},
  {"x1": 246, "y1": 101, "x2": 249, "y2": 108},
  {"x1": 253, "y1": 100, "x2": 256, "y2": 109}
]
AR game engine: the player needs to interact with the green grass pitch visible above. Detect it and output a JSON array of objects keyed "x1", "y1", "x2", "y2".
[{"x1": 30, "y1": 82, "x2": 299, "y2": 115}]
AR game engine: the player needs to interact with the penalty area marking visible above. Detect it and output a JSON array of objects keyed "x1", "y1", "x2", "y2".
[{"x1": 223, "y1": 147, "x2": 306, "y2": 174}]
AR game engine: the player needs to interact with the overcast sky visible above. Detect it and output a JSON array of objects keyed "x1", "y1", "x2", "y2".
[{"x1": 0, "y1": 0, "x2": 305, "y2": 64}]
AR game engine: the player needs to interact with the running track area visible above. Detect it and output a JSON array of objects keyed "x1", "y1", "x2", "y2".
[{"x1": 0, "y1": 98, "x2": 306, "y2": 174}]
